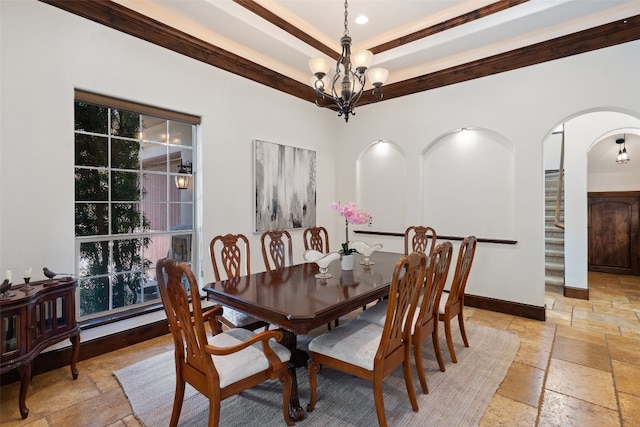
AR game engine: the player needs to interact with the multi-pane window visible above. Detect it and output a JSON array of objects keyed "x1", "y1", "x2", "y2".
[{"x1": 74, "y1": 91, "x2": 198, "y2": 319}]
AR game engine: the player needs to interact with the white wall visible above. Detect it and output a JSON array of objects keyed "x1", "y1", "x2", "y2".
[{"x1": 2, "y1": 1, "x2": 640, "y2": 346}]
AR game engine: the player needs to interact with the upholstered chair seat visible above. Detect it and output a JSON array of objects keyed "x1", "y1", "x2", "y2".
[
  {"x1": 308, "y1": 319, "x2": 384, "y2": 371},
  {"x1": 209, "y1": 327, "x2": 291, "y2": 388}
]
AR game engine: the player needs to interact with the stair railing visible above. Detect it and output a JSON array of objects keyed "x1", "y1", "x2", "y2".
[{"x1": 555, "y1": 129, "x2": 565, "y2": 229}]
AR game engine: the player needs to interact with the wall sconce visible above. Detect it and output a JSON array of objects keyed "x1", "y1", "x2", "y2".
[
  {"x1": 175, "y1": 160, "x2": 192, "y2": 189},
  {"x1": 616, "y1": 136, "x2": 630, "y2": 165}
]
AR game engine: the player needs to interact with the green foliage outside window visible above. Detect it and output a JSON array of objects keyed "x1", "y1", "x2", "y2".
[{"x1": 75, "y1": 102, "x2": 150, "y2": 316}]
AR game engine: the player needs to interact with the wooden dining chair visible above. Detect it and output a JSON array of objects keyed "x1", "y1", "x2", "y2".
[
  {"x1": 411, "y1": 241, "x2": 453, "y2": 393},
  {"x1": 439, "y1": 235, "x2": 477, "y2": 363},
  {"x1": 209, "y1": 233, "x2": 269, "y2": 331},
  {"x1": 306, "y1": 252, "x2": 427, "y2": 427},
  {"x1": 261, "y1": 229, "x2": 293, "y2": 271},
  {"x1": 404, "y1": 225, "x2": 437, "y2": 255},
  {"x1": 303, "y1": 226, "x2": 330, "y2": 253},
  {"x1": 156, "y1": 258, "x2": 294, "y2": 427},
  {"x1": 356, "y1": 243, "x2": 453, "y2": 394}
]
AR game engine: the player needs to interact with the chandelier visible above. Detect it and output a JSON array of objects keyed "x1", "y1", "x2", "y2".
[
  {"x1": 616, "y1": 135, "x2": 630, "y2": 165},
  {"x1": 309, "y1": 0, "x2": 388, "y2": 123}
]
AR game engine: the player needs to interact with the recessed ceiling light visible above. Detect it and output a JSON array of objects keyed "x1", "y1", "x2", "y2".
[{"x1": 355, "y1": 15, "x2": 368, "y2": 25}]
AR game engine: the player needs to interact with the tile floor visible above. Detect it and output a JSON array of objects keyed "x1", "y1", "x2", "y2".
[{"x1": 1, "y1": 272, "x2": 639, "y2": 426}]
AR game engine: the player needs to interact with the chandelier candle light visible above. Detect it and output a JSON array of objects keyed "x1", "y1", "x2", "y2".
[
  {"x1": 332, "y1": 202, "x2": 372, "y2": 270},
  {"x1": 309, "y1": 0, "x2": 389, "y2": 123}
]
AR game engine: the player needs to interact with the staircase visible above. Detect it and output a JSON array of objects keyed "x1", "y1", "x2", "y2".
[{"x1": 545, "y1": 171, "x2": 565, "y2": 287}]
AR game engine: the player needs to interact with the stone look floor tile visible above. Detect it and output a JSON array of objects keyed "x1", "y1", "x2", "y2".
[
  {"x1": 513, "y1": 338, "x2": 552, "y2": 370},
  {"x1": 551, "y1": 335, "x2": 611, "y2": 372},
  {"x1": 573, "y1": 308, "x2": 640, "y2": 329},
  {"x1": 45, "y1": 387, "x2": 131, "y2": 427},
  {"x1": 612, "y1": 360, "x2": 640, "y2": 397},
  {"x1": 496, "y1": 361, "x2": 545, "y2": 407},
  {"x1": 619, "y1": 325, "x2": 640, "y2": 339},
  {"x1": 545, "y1": 309, "x2": 572, "y2": 325},
  {"x1": 619, "y1": 392, "x2": 640, "y2": 426},
  {"x1": 555, "y1": 323, "x2": 608, "y2": 345},
  {"x1": 545, "y1": 358, "x2": 617, "y2": 410},
  {"x1": 571, "y1": 317, "x2": 621, "y2": 335},
  {"x1": 538, "y1": 389, "x2": 620, "y2": 426},
  {"x1": 508, "y1": 317, "x2": 556, "y2": 344},
  {"x1": 479, "y1": 394, "x2": 537, "y2": 427},
  {"x1": 607, "y1": 334, "x2": 640, "y2": 366}
]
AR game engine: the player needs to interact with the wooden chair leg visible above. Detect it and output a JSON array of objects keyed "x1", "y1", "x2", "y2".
[
  {"x1": 402, "y1": 344, "x2": 419, "y2": 411},
  {"x1": 444, "y1": 317, "x2": 458, "y2": 363},
  {"x1": 458, "y1": 312, "x2": 469, "y2": 347},
  {"x1": 306, "y1": 362, "x2": 320, "y2": 412},
  {"x1": 413, "y1": 337, "x2": 429, "y2": 394},
  {"x1": 208, "y1": 398, "x2": 220, "y2": 427},
  {"x1": 280, "y1": 371, "x2": 295, "y2": 426},
  {"x1": 432, "y1": 326, "x2": 446, "y2": 372},
  {"x1": 170, "y1": 379, "x2": 186, "y2": 427},
  {"x1": 372, "y1": 375, "x2": 388, "y2": 427}
]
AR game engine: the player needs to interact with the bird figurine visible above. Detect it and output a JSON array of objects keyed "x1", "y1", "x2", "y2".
[
  {"x1": 43, "y1": 267, "x2": 57, "y2": 279},
  {"x1": 1, "y1": 278, "x2": 11, "y2": 294}
]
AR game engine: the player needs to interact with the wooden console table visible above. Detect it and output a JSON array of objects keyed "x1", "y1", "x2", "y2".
[{"x1": 0, "y1": 278, "x2": 80, "y2": 419}]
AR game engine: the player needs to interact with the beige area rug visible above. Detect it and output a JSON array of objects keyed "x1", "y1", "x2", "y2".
[{"x1": 114, "y1": 323, "x2": 519, "y2": 427}]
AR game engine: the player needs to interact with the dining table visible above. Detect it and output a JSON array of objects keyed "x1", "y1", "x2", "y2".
[{"x1": 203, "y1": 250, "x2": 403, "y2": 421}]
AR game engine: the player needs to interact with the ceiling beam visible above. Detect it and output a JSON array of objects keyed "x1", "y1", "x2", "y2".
[
  {"x1": 370, "y1": 0, "x2": 530, "y2": 54},
  {"x1": 38, "y1": 1, "x2": 640, "y2": 108}
]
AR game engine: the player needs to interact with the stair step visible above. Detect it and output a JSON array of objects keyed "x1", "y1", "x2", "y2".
[
  {"x1": 546, "y1": 249, "x2": 564, "y2": 257},
  {"x1": 545, "y1": 262, "x2": 564, "y2": 273},
  {"x1": 545, "y1": 276, "x2": 564, "y2": 286}
]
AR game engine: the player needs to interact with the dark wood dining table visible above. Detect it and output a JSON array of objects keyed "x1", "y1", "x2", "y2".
[{"x1": 203, "y1": 250, "x2": 402, "y2": 421}]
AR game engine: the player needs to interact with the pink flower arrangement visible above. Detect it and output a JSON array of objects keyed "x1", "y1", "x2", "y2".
[{"x1": 332, "y1": 202, "x2": 372, "y2": 254}]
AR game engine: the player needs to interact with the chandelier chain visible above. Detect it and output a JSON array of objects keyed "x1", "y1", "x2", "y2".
[{"x1": 343, "y1": 0, "x2": 349, "y2": 36}]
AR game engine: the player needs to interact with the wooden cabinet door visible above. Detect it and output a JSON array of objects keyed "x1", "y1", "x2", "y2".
[{"x1": 588, "y1": 192, "x2": 640, "y2": 276}]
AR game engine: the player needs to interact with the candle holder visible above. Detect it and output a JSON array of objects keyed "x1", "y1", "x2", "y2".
[{"x1": 22, "y1": 277, "x2": 33, "y2": 292}]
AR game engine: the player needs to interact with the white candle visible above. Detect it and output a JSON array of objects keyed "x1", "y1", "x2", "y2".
[
  {"x1": 5, "y1": 269, "x2": 11, "y2": 282},
  {"x1": 25, "y1": 267, "x2": 32, "y2": 279}
]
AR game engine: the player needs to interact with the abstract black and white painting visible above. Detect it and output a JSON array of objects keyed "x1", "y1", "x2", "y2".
[{"x1": 254, "y1": 140, "x2": 316, "y2": 232}]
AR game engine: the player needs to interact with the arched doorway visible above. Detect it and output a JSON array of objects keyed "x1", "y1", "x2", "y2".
[{"x1": 543, "y1": 110, "x2": 640, "y2": 298}]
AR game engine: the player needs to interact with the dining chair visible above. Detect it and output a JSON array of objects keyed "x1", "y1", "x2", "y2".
[
  {"x1": 209, "y1": 233, "x2": 269, "y2": 331},
  {"x1": 410, "y1": 241, "x2": 453, "y2": 393},
  {"x1": 306, "y1": 252, "x2": 427, "y2": 427},
  {"x1": 439, "y1": 235, "x2": 477, "y2": 363},
  {"x1": 404, "y1": 225, "x2": 437, "y2": 255},
  {"x1": 303, "y1": 226, "x2": 330, "y2": 253},
  {"x1": 156, "y1": 258, "x2": 294, "y2": 427},
  {"x1": 356, "y1": 243, "x2": 453, "y2": 394},
  {"x1": 261, "y1": 229, "x2": 293, "y2": 271}
]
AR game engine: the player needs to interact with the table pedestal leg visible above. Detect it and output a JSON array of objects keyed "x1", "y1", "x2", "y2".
[{"x1": 279, "y1": 329, "x2": 308, "y2": 421}]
